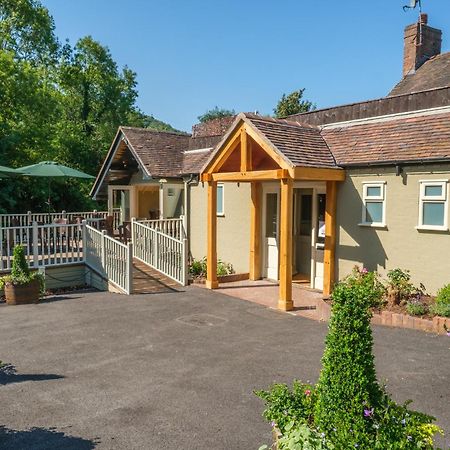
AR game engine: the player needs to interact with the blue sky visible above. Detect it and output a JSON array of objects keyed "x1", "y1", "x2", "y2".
[{"x1": 41, "y1": 0, "x2": 449, "y2": 132}]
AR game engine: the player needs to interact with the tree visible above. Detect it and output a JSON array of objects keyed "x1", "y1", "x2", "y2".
[
  {"x1": 273, "y1": 89, "x2": 314, "y2": 118},
  {"x1": 197, "y1": 106, "x2": 235, "y2": 123}
]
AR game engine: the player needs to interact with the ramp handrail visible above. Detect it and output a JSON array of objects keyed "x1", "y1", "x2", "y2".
[
  {"x1": 84, "y1": 223, "x2": 133, "y2": 294},
  {"x1": 132, "y1": 219, "x2": 188, "y2": 286}
]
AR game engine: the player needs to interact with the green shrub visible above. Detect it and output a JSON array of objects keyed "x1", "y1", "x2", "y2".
[
  {"x1": 406, "y1": 299, "x2": 427, "y2": 316},
  {"x1": 436, "y1": 283, "x2": 450, "y2": 306},
  {"x1": 430, "y1": 302, "x2": 450, "y2": 317},
  {"x1": 256, "y1": 268, "x2": 442, "y2": 449},
  {"x1": 385, "y1": 268, "x2": 424, "y2": 305},
  {"x1": 314, "y1": 270, "x2": 384, "y2": 445},
  {"x1": 0, "y1": 245, "x2": 45, "y2": 294},
  {"x1": 189, "y1": 257, "x2": 234, "y2": 278}
]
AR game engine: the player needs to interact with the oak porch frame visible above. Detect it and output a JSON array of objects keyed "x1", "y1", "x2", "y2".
[{"x1": 201, "y1": 120, "x2": 344, "y2": 310}]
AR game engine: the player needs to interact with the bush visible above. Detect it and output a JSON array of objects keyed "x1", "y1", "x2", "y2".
[
  {"x1": 255, "y1": 268, "x2": 442, "y2": 449},
  {"x1": 188, "y1": 257, "x2": 234, "y2": 278},
  {"x1": 406, "y1": 299, "x2": 428, "y2": 316},
  {"x1": 430, "y1": 302, "x2": 450, "y2": 317},
  {"x1": 436, "y1": 283, "x2": 450, "y2": 306},
  {"x1": 0, "y1": 245, "x2": 45, "y2": 294},
  {"x1": 385, "y1": 268, "x2": 424, "y2": 305}
]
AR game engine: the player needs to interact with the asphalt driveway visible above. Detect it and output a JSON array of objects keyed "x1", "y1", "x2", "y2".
[{"x1": 0, "y1": 287, "x2": 449, "y2": 449}]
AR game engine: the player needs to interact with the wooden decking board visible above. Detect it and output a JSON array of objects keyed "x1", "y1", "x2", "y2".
[{"x1": 132, "y1": 259, "x2": 181, "y2": 294}]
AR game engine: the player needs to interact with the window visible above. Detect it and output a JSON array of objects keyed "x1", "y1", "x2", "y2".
[
  {"x1": 418, "y1": 180, "x2": 448, "y2": 230},
  {"x1": 360, "y1": 182, "x2": 386, "y2": 226},
  {"x1": 217, "y1": 183, "x2": 224, "y2": 216}
]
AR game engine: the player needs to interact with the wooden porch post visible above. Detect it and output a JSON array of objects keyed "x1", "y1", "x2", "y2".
[
  {"x1": 249, "y1": 182, "x2": 261, "y2": 280},
  {"x1": 206, "y1": 181, "x2": 218, "y2": 289},
  {"x1": 278, "y1": 177, "x2": 294, "y2": 311},
  {"x1": 323, "y1": 181, "x2": 337, "y2": 296}
]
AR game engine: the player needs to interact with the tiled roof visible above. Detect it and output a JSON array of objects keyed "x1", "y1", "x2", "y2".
[
  {"x1": 389, "y1": 53, "x2": 450, "y2": 96},
  {"x1": 121, "y1": 127, "x2": 190, "y2": 178},
  {"x1": 244, "y1": 114, "x2": 338, "y2": 169},
  {"x1": 321, "y1": 111, "x2": 450, "y2": 166},
  {"x1": 182, "y1": 150, "x2": 214, "y2": 174}
]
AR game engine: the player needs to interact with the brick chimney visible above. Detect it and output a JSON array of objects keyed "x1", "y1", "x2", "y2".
[{"x1": 403, "y1": 13, "x2": 442, "y2": 76}]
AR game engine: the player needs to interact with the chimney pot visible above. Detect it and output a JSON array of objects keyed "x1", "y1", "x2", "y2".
[{"x1": 419, "y1": 13, "x2": 428, "y2": 24}]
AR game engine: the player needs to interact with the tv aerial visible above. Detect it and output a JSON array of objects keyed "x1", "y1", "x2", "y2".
[{"x1": 403, "y1": 0, "x2": 422, "y2": 12}]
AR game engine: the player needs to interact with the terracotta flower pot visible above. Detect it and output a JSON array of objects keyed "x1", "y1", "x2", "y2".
[{"x1": 5, "y1": 279, "x2": 40, "y2": 305}]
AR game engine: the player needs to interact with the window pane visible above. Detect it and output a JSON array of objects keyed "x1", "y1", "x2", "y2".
[
  {"x1": 216, "y1": 185, "x2": 224, "y2": 215},
  {"x1": 300, "y1": 194, "x2": 312, "y2": 236},
  {"x1": 424, "y1": 185, "x2": 442, "y2": 197},
  {"x1": 423, "y1": 202, "x2": 444, "y2": 226},
  {"x1": 366, "y1": 186, "x2": 381, "y2": 197},
  {"x1": 365, "y1": 202, "x2": 383, "y2": 223},
  {"x1": 266, "y1": 193, "x2": 278, "y2": 238}
]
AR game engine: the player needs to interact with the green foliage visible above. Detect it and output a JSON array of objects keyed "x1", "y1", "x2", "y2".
[
  {"x1": 197, "y1": 106, "x2": 235, "y2": 123},
  {"x1": 405, "y1": 299, "x2": 427, "y2": 316},
  {"x1": 430, "y1": 302, "x2": 450, "y2": 317},
  {"x1": 314, "y1": 270, "x2": 384, "y2": 444},
  {"x1": 11, "y1": 245, "x2": 29, "y2": 278},
  {"x1": 274, "y1": 89, "x2": 314, "y2": 119},
  {"x1": 0, "y1": 0, "x2": 179, "y2": 213},
  {"x1": 0, "y1": 245, "x2": 45, "y2": 293},
  {"x1": 189, "y1": 257, "x2": 234, "y2": 278},
  {"x1": 386, "y1": 268, "x2": 423, "y2": 304},
  {"x1": 256, "y1": 268, "x2": 442, "y2": 449},
  {"x1": 436, "y1": 283, "x2": 450, "y2": 306},
  {"x1": 255, "y1": 381, "x2": 315, "y2": 434}
]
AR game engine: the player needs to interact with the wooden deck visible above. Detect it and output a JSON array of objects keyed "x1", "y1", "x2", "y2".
[{"x1": 132, "y1": 259, "x2": 182, "y2": 294}]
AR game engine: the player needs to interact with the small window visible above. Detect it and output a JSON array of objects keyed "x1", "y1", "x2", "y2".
[
  {"x1": 361, "y1": 182, "x2": 386, "y2": 226},
  {"x1": 418, "y1": 181, "x2": 448, "y2": 230},
  {"x1": 217, "y1": 183, "x2": 224, "y2": 216}
]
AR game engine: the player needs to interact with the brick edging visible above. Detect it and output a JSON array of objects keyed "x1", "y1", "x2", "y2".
[{"x1": 317, "y1": 299, "x2": 450, "y2": 335}]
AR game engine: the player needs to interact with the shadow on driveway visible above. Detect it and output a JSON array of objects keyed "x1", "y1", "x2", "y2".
[
  {"x1": 0, "y1": 426, "x2": 99, "y2": 449},
  {"x1": 0, "y1": 363, "x2": 64, "y2": 386}
]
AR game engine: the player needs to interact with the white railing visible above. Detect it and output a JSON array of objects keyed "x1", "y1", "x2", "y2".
[
  {"x1": 136, "y1": 217, "x2": 186, "y2": 241},
  {"x1": 84, "y1": 223, "x2": 133, "y2": 294},
  {"x1": 0, "y1": 210, "x2": 108, "y2": 228},
  {"x1": 132, "y1": 219, "x2": 188, "y2": 286},
  {"x1": 0, "y1": 222, "x2": 84, "y2": 271}
]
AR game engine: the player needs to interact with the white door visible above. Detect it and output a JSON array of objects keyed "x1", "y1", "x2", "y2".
[
  {"x1": 312, "y1": 192, "x2": 326, "y2": 290},
  {"x1": 264, "y1": 189, "x2": 279, "y2": 280}
]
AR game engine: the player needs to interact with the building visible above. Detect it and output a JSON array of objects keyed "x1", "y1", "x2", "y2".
[{"x1": 91, "y1": 13, "x2": 450, "y2": 310}]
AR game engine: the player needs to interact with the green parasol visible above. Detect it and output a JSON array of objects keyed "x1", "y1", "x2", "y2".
[
  {"x1": 18, "y1": 161, "x2": 95, "y2": 212},
  {"x1": 0, "y1": 165, "x2": 23, "y2": 178}
]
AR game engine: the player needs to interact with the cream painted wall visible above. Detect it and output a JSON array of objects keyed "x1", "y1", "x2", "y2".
[
  {"x1": 336, "y1": 164, "x2": 450, "y2": 294},
  {"x1": 189, "y1": 182, "x2": 251, "y2": 274}
]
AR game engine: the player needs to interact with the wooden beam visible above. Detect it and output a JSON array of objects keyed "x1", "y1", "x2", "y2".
[
  {"x1": 206, "y1": 181, "x2": 218, "y2": 289},
  {"x1": 209, "y1": 169, "x2": 287, "y2": 182},
  {"x1": 293, "y1": 167, "x2": 346, "y2": 181},
  {"x1": 323, "y1": 181, "x2": 337, "y2": 296},
  {"x1": 249, "y1": 182, "x2": 262, "y2": 280},
  {"x1": 278, "y1": 177, "x2": 294, "y2": 311},
  {"x1": 206, "y1": 129, "x2": 241, "y2": 174},
  {"x1": 240, "y1": 128, "x2": 247, "y2": 172}
]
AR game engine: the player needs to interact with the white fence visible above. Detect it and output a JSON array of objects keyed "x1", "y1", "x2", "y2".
[
  {"x1": 132, "y1": 219, "x2": 188, "y2": 286},
  {"x1": 0, "y1": 222, "x2": 84, "y2": 271},
  {"x1": 136, "y1": 217, "x2": 185, "y2": 241},
  {"x1": 84, "y1": 224, "x2": 133, "y2": 294},
  {"x1": 0, "y1": 210, "x2": 108, "y2": 228}
]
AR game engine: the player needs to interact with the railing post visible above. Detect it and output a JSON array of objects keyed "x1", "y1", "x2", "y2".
[
  {"x1": 131, "y1": 217, "x2": 135, "y2": 244},
  {"x1": 27, "y1": 211, "x2": 32, "y2": 226},
  {"x1": 126, "y1": 242, "x2": 133, "y2": 294},
  {"x1": 153, "y1": 229, "x2": 159, "y2": 269},
  {"x1": 62, "y1": 210, "x2": 67, "y2": 219},
  {"x1": 101, "y1": 230, "x2": 107, "y2": 268},
  {"x1": 82, "y1": 220, "x2": 87, "y2": 262},
  {"x1": 32, "y1": 221, "x2": 39, "y2": 268},
  {"x1": 182, "y1": 238, "x2": 189, "y2": 286}
]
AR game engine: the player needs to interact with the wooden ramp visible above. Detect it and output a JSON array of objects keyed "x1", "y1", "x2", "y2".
[{"x1": 132, "y1": 259, "x2": 182, "y2": 295}]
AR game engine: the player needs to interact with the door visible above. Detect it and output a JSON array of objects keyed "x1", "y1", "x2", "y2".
[
  {"x1": 294, "y1": 189, "x2": 313, "y2": 278},
  {"x1": 312, "y1": 193, "x2": 326, "y2": 290},
  {"x1": 264, "y1": 189, "x2": 279, "y2": 280}
]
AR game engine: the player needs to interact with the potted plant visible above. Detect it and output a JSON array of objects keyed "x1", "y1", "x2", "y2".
[{"x1": 0, "y1": 245, "x2": 44, "y2": 305}]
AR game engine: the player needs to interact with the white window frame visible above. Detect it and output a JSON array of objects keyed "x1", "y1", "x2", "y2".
[
  {"x1": 359, "y1": 181, "x2": 386, "y2": 227},
  {"x1": 216, "y1": 183, "x2": 225, "y2": 217},
  {"x1": 416, "y1": 180, "x2": 448, "y2": 231}
]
